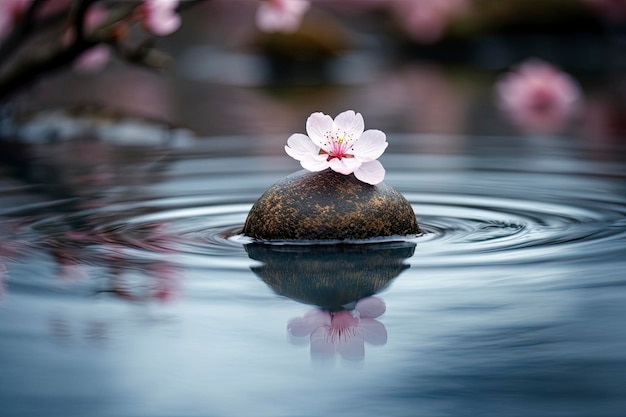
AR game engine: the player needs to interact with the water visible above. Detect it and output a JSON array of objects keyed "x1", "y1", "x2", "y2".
[{"x1": 1, "y1": 112, "x2": 625, "y2": 417}]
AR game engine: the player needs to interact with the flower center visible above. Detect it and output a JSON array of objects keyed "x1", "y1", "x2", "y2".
[
  {"x1": 320, "y1": 132, "x2": 355, "y2": 161},
  {"x1": 328, "y1": 310, "x2": 359, "y2": 342}
]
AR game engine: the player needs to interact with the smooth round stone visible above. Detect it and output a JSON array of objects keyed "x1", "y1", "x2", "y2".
[{"x1": 243, "y1": 169, "x2": 420, "y2": 240}]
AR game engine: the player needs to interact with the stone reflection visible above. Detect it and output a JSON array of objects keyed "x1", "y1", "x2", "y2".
[{"x1": 246, "y1": 241, "x2": 415, "y2": 361}]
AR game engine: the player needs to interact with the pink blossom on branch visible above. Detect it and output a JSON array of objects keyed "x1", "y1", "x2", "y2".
[
  {"x1": 0, "y1": 0, "x2": 31, "y2": 38},
  {"x1": 140, "y1": 0, "x2": 181, "y2": 36},
  {"x1": 78, "y1": 4, "x2": 111, "y2": 72},
  {"x1": 256, "y1": 0, "x2": 311, "y2": 33},
  {"x1": 65, "y1": 4, "x2": 112, "y2": 73},
  {"x1": 73, "y1": 44, "x2": 111, "y2": 73},
  {"x1": 495, "y1": 59, "x2": 583, "y2": 134},
  {"x1": 391, "y1": 0, "x2": 470, "y2": 44}
]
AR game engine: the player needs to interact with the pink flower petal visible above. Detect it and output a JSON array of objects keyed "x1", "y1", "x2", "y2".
[
  {"x1": 285, "y1": 133, "x2": 328, "y2": 171},
  {"x1": 288, "y1": 310, "x2": 330, "y2": 337},
  {"x1": 73, "y1": 45, "x2": 111, "y2": 74},
  {"x1": 85, "y1": 3, "x2": 108, "y2": 32},
  {"x1": 256, "y1": 0, "x2": 310, "y2": 33},
  {"x1": 355, "y1": 296, "x2": 386, "y2": 318},
  {"x1": 352, "y1": 129, "x2": 388, "y2": 162},
  {"x1": 306, "y1": 112, "x2": 334, "y2": 149},
  {"x1": 310, "y1": 326, "x2": 336, "y2": 359},
  {"x1": 337, "y1": 330, "x2": 365, "y2": 361},
  {"x1": 256, "y1": 3, "x2": 283, "y2": 32},
  {"x1": 284, "y1": 0, "x2": 311, "y2": 17},
  {"x1": 0, "y1": 14, "x2": 12, "y2": 39},
  {"x1": 0, "y1": 0, "x2": 31, "y2": 38},
  {"x1": 300, "y1": 156, "x2": 330, "y2": 172},
  {"x1": 360, "y1": 318, "x2": 388, "y2": 346},
  {"x1": 284, "y1": 133, "x2": 318, "y2": 161},
  {"x1": 333, "y1": 110, "x2": 364, "y2": 140},
  {"x1": 143, "y1": 0, "x2": 180, "y2": 36},
  {"x1": 329, "y1": 156, "x2": 361, "y2": 175},
  {"x1": 353, "y1": 160, "x2": 385, "y2": 185}
]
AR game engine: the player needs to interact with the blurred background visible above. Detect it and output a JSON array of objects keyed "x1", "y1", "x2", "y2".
[{"x1": 6, "y1": 0, "x2": 626, "y2": 142}]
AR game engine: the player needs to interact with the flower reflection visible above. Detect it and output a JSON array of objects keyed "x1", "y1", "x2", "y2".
[
  {"x1": 288, "y1": 297, "x2": 387, "y2": 361},
  {"x1": 148, "y1": 261, "x2": 183, "y2": 303},
  {"x1": 496, "y1": 59, "x2": 583, "y2": 134},
  {"x1": 0, "y1": 263, "x2": 6, "y2": 298},
  {"x1": 0, "y1": 220, "x2": 29, "y2": 297},
  {"x1": 50, "y1": 316, "x2": 109, "y2": 347},
  {"x1": 0, "y1": 107, "x2": 189, "y2": 304},
  {"x1": 247, "y1": 242, "x2": 415, "y2": 362},
  {"x1": 0, "y1": 200, "x2": 181, "y2": 303},
  {"x1": 40, "y1": 219, "x2": 183, "y2": 302},
  {"x1": 104, "y1": 260, "x2": 183, "y2": 303}
]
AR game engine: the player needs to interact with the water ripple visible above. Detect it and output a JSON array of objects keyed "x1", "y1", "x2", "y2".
[
  {"x1": 11, "y1": 172, "x2": 622, "y2": 271},
  {"x1": 1, "y1": 133, "x2": 624, "y2": 274}
]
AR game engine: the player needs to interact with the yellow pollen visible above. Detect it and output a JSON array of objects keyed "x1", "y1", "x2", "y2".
[{"x1": 337, "y1": 137, "x2": 344, "y2": 144}]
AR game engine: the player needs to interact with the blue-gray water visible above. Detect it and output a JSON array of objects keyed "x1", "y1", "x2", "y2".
[{"x1": 1, "y1": 114, "x2": 625, "y2": 417}]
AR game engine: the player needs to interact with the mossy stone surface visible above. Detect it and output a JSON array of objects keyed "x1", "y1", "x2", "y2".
[{"x1": 243, "y1": 169, "x2": 420, "y2": 240}]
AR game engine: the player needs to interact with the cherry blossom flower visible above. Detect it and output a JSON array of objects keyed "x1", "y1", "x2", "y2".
[
  {"x1": 0, "y1": 0, "x2": 31, "y2": 38},
  {"x1": 391, "y1": 0, "x2": 470, "y2": 44},
  {"x1": 73, "y1": 45, "x2": 111, "y2": 74},
  {"x1": 288, "y1": 297, "x2": 388, "y2": 361},
  {"x1": 285, "y1": 110, "x2": 388, "y2": 185},
  {"x1": 496, "y1": 59, "x2": 582, "y2": 134},
  {"x1": 141, "y1": 0, "x2": 181, "y2": 36},
  {"x1": 256, "y1": 0, "x2": 311, "y2": 33},
  {"x1": 64, "y1": 3, "x2": 112, "y2": 73}
]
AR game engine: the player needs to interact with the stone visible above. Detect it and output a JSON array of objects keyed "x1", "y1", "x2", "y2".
[{"x1": 243, "y1": 169, "x2": 420, "y2": 240}]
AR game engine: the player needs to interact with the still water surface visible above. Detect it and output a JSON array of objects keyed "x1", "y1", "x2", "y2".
[{"x1": 1, "y1": 114, "x2": 625, "y2": 417}]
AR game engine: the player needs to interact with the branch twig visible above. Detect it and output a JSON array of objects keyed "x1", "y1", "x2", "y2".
[
  {"x1": 0, "y1": 1, "x2": 140, "y2": 101},
  {"x1": 0, "y1": 0, "x2": 52, "y2": 63},
  {"x1": 0, "y1": 0, "x2": 210, "y2": 102}
]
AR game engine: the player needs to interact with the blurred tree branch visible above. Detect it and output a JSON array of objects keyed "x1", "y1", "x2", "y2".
[{"x1": 0, "y1": 0, "x2": 206, "y2": 102}]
